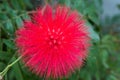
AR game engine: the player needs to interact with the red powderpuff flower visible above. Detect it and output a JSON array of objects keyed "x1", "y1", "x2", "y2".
[{"x1": 15, "y1": 5, "x2": 90, "y2": 79}]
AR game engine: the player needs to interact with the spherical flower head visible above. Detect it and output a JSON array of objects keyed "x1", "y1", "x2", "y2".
[{"x1": 15, "y1": 5, "x2": 90, "y2": 79}]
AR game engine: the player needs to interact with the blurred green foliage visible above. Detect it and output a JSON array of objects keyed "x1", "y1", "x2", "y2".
[{"x1": 0, "y1": 0, "x2": 120, "y2": 80}]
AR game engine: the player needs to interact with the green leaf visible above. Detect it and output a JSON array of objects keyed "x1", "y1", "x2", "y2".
[
  {"x1": 94, "y1": 0, "x2": 103, "y2": 13},
  {"x1": 101, "y1": 50, "x2": 109, "y2": 68},
  {"x1": 0, "y1": 62, "x2": 6, "y2": 71},
  {"x1": 3, "y1": 0, "x2": 12, "y2": 11},
  {"x1": 0, "y1": 51, "x2": 10, "y2": 60},
  {"x1": 22, "y1": 13, "x2": 31, "y2": 20},
  {"x1": 0, "y1": 13, "x2": 14, "y2": 34},
  {"x1": 0, "y1": 13, "x2": 8, "y2": 20},
  {"x1": 86, "y1": 22, "x2": 100, "y2": 42},
  {"x1": 73, "y1": 0, "x2": 85, "y2": 13},
  {"x1": 5, "y1": 73, "x2": 8, "y2": 80},
  {"x1": 11, "y1": 0, "x2": 22, "y2": 10},
  {"x1": 4, "y1": 20, "x2": 14, "y2": 34},
  {"x1": 24, "y1": 0, "x2": 33, "y2": 9},
  {"x1": 65, "y1": 0, "x2": 71, "y2": 7},
  {"x1": 86, "y1": 74, "x2": 92, "y2": 80},
  {"x1": 18, "y1": 0, "x2": 26, "y2": 10},
  {"x1": 83, "y1": 5, "x2": 96, "y2": 15},
  {"x1": 15, "y1": 17, "x2": 23, "y2": 28},
  {"x1": 95, "y1": 72, "x2": 100, "y2": 80},
  {"x1": 88, "y1": 13, "x2": 100, "y2": 26},
  {"x1": 58, "y1": 0, "x2": 65, "y2": 4},
  {"x1": 3, "y1": 39, "x2": 15, "y2": 49},
  {"x1": 107, "y1": 75, "x2": 118, "y2": 80},
  {"x1": 12, "y1": 57, "x2": 24, "y2": 80}
]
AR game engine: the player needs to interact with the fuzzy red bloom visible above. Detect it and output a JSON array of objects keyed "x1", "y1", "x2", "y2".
[{"x1": 15, "y1": 5, "x2": 90, "y2": 79}]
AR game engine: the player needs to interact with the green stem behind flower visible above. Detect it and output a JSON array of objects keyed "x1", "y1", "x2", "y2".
[{"x1": 0, "y1": 56, "x2": 22, "y2": 77}]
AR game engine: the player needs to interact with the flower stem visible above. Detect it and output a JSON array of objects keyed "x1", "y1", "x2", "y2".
[{"x1": 0, "y1": 56, "x2": 22, "y2": 77}]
